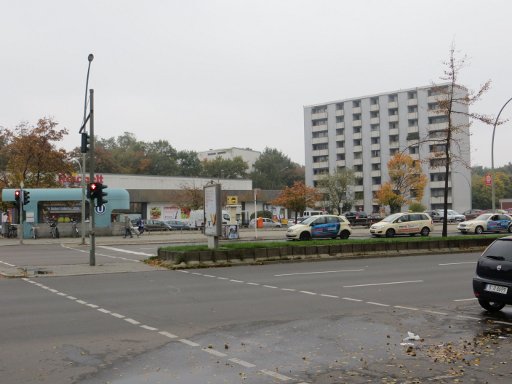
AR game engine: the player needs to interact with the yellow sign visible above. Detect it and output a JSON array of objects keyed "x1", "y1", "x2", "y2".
[{"x1": 227, "y1": 196, "x2": 238, "y2": 204}]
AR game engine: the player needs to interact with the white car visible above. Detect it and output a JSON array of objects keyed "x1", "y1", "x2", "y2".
[
  {"x1": 248, "y1": 218, "x2": 282, "y2": 228},
  {"x1": 437, "y1": 209, "x2": 466, "y2": 222},
  {"x1": 457, "y1": 213, "x2": 512, "y2": 234},
  {"x1": 286, "y1": 214, "x2": 351, "y2": 241},
  {"x1": 369, "y1": 212, "x2": 434, "y2": 238}
]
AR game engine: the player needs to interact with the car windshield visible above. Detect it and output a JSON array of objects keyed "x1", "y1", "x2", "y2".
[
  {"x1": 301, "y1": 216, "x2": 321, "y2": 225},
  {"x1": 381, "y1": 213, "x2": 402, "y2": 223},
  {"x1": 483, "y1": 239, "x2": 512, "y2": 262},
  {"x1": 475, "y1": 214, "x2": 493, "y2": 221}
]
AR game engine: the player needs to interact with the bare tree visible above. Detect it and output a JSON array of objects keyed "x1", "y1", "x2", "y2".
[{"x1": 427, "y1": 45, "x2": 494, "y2": 237}]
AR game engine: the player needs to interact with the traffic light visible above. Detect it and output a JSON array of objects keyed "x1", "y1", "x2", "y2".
[
  {"x1": 96, "y1": 183, "x2": 108, "y2": 207},
  {"x1": 87, "y1": 182, "x2": 108, "y2": 206},
  {"x1": 23, "y1": 190, "x2": 30, "y2": 205},
  {"x1": 14, "y1": 190, "x2": 21, "y2": 206},
  {"x1": 81, "y1": 132, "x2": 90, "y2": 153}
]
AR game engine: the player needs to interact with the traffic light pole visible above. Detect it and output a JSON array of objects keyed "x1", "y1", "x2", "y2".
[
  {"x1": 88, "y1": 88, "x2": 96, "y2": 266},
  {"x1": 19, "y1": 187, "x2": 24, "y2": 245}
]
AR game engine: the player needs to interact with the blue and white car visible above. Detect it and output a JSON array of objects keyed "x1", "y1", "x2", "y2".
[
  {"x1": 286, "y1": 214, "x2": 351, "y2": 241},
  {"x1": 457, "y1": 213, "x2": 512, "y2": 235}
]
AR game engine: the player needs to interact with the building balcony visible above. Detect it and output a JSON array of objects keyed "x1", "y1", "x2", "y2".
[
  {"x1": 388, "y1": 101, "x2": 398, "y2": 108},
  {"x1": 371, "y1": 157, "x2": 381, "y2": 164},
  {"x1": 389, "y1": 114, "x2": 399, "y2": 122},
  {"x1": 370, "y1": 117, "x2": 380, "y2": 124},
  {"x1": 353, "y1": 158, "x2": 363, "y2": 165},
  {"x1": 352, "y1": 107, "x2": 362, "y2": 114},
  {"x1": 407, "y1": 126, "x2": 419, "y2": 133},
  {"x1": 353, "y1": 146, "x2": 363, "y2": 153},
  {"x1": 370, "y1": 130, "x2": 380, "y2": 138},
  {"x1": 353, "y1": 119, "x2": 362, "y2": 127},
  {"x1": 388, "y1": 128, "x2": 399, "y2": 135},
  {"x1": 336, "y1": 147, "x2": 345, "y2": 154},
  {"x1": 429, "y1": 180, "x2": 451, "y2": 188},
  {"x1": 428, "y1": 94, "x2": 448, "y2": 103},
  {"x1": 336, "y1": 134, "x2": 345, "y2": 141},
  {"x1": 389, "y1": 141, "x2": 400, "y2": 148},
  {"x1": 312, "y1": 112, "x2": 328, "y2": 120},
  {"x1": 371, "y1": 143, "x2": 381, "y2": 150},
  {"x1": 336, "y1": 122, "x2": 345, "y2": 128},
  {"x1": 335, "y1": 109, "x2": 344, "y2": 116},
  {"x1": 408, "y1": 112, "x2": 418, "y2": 119},
  {"x1": 371, "y1": 170, "x2": 381, "y2": 177},
  {"x1": 371, "y1": 184, "x2": 381, "y2": 191},
  {"x1": 429, "y1": 122, "x2": 449, "y2": 131},
  {"x1": 370, "y1": 104, "x2": 379, "y2": 111},
  {"x1": 311, "y1": 136, "x2": 328, "y2": 144},
  {"x1": 312, "y1": 161, "x2": 329, "y2": 168},
  {"x1": 354, "y1": 171, "x2": 363, "y2": 179},
  {"x1": 312, "y1": 149, "x2": 329, "y2": 156},
  {"x1": 336, "y1": 160, "x2": 346, "y2": 167},
  {"x1": 312, "y1": 124, "x2": 327, "y2": 132},
  {"x1": 407, "y1": 99, "x2": 418, "y2": 106},
  {"x1": 353, "y1": 132, "x2": 362, "y2": 140}
]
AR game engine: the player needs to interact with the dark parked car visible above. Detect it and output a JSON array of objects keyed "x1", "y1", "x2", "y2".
[
  {"x1": 144, "y1": 219, "x2": 172, "y2": 232},
  {"x1": 463, "y1": 209, "x2": 484, "y2": 221},
  {"x1": 424, "y1": 210, "x2": 443, "y2": 222},
  {"x1": 164, "y1": 219, "x2": 191, "y2": 230},
  {"x1": 473, "y1": 236, "x2": 512, "y2": 312}
]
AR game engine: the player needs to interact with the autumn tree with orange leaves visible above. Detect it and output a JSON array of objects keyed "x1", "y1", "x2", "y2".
[
  {"x1": 272, "y1": 181, "x2": 322, "y2": 222},
  {"x1": 376, "y1": 153, "x2": 427, "y2": 213}
]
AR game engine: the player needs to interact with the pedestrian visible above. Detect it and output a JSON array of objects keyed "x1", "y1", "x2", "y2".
[
  {"x1": 123, "y1": 217, "x2": 133, "y2": 238},
  {"x1": 137, "y1": 218, "x2": 145, "y2": 235}
]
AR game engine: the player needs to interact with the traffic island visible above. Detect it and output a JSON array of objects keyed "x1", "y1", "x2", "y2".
[{"x1": 153, "y1": 237, "x2": 498, "y2": 269}]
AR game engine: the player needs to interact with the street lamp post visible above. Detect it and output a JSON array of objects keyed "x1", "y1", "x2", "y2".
[
  {"x1": 491, "y1": 97, "x2": 512, "y2": 211},
  {"x1": 71, "y1": 158, "x2": 86, "y2": 245}
]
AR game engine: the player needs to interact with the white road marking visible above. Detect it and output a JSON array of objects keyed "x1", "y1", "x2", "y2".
[
  {"x1": 275, "y1": 269, "x2": 364, "y2": 277},
  {"x1": 98, "y1": 308, "x2": 111, "y2": 314},
  {"x1": 454, "y1": 298, "x2": 478, "y2": 302},
  {"x1": 456, "y1": 315, "x2": 481, "y2": 321},
  {"x1": 394, "y1": 305, "x2": 419, "y2": 311},
  {"x1": 179, "y1": 339, "x2": 200, "y2": 347},
  {"x1": 111, "y1": 313, "x2": 125, "y2": 319},
  {"x1": 281, "y1": 288, "x2": 296, "y2": 292},
  {"x1": 140, "y1": 325, "x2": 158, "y2": 331},
  {"x1": 124, "y1": 318, "x2": 140, "y2": 325},
  {"x1": 246, "y1": 282, "x2": 260, "y2": 285},
  {"x1": 217, "y1": 277, "x2": 229, "y2": 280},
  {"x1": 320, "y1": 294, "x2": 339, "y2": 298},
  {"x1": 263, "y1": 285, "x2": 278, "y2": 289},
  {"x1": 97, "y1": 245, "x2": 153, "y2": 257},
  {"x1": 86, "y1": 304, "x2": 99, "y2": 308},
  {"x1": 342, "y1": 297, "x2": 363, "y2": 302},
  {"x1": 66, "y1": 296, "x2": 77, "y2": 300},
  {"x1": 423, "y1": 310, "x2": 448, "y2": 315},
  {"x1": 203, "y1": 274, "x2": 216, "y2": 278},
  {"x1": 367, "y1": 301, "x2": 390, "y2": 307},
  {"x1": 439, "y1": 261, "x2": 475, "y2": 266},
  {"x1": 0, "y1": 261, "x2": 16, "y2": 267},
  {"x1": 202, "y1": 348, "x2": 227, "y2": 357},
  {"x1": 229, "y1": 279, "x2": 244, "y2": 283},
  {"x1": 76, "y1": 300, "x2": 87, "y2": 304},
  {"x1": 300, "y1": 291, "x2": 317, "y2": 295},
  {"x1": 229, "y1": 358, "x2": 256, "y2": 368},
  {"x1": 260, "y1": 369, "x2": 292, "y2": 381},
  {"x1": 159, "y1": 331, "x2": 178, "y2": 339},
  {"x1": 343, "y1": 280, "x2": 423, "y2": 288}
]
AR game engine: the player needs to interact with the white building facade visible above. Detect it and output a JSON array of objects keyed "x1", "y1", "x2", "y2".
[
  {"x1": 197, "y1": 147, "x2": 261, "y2": 171},
  {"x1": 304, "y1": 84, "x2": 471, "y2": 214}
]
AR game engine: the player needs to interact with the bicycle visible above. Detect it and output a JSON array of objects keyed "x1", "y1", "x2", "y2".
[
  {"x1": 49, "y1": 222, "x2": 60, "y2": 239},
  {"x1": 7, "y1": 225, "x2": 17, "y2": 238},
  {"x1": 71, "y1": 221, "x2": 79, "y2": 238}
]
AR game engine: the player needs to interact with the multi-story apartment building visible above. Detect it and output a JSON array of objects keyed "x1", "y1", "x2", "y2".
[{"x1": 304, "y1": 84, "x2": 471, "y2": 214}]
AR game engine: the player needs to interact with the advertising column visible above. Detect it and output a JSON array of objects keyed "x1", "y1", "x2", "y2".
[{"x1": 204, "y1": 183, "x2": 221, "y2": 249}]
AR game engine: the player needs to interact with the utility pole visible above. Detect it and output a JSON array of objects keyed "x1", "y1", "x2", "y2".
[{"x1": 88, "y1": 88, "x2": 96, "y2": 266}]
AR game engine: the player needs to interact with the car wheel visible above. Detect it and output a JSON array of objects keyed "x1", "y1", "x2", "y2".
[
  {"x1": 478, "y1": 299, "x2": 505, "y2": 312},
  {"x1": 385, "y1": 228, "x2": 395, "y2": 238},
  {"x1": 475, "y1": 226, "x2": 484, "y2": 235},
  {"x1": 339, "y1": 230, "x2": 350, "y2": 240},
  {"x1": 299, "y1": 232, "x2": 311, "y2": 241},
  {"x1": 420, "y1": 227, "x2": 430, "y2": 237}
]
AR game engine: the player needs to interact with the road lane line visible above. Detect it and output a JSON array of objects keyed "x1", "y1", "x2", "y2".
[
  {"x1": 275, "y1": 269, "x2": 364, "y2": 277},
  {"x1": 281, "y1": 288, "x2": 296, "y2": 292},
  {"x1": 217, "y1": 277, "x2": 229, "y2": 280},
  {"x1": 229, "y1": 279, "x2": 244, "y2": 283},
  {"x1": 439, "y1": 261, "x2": 475, "y2": 266},
  {"x1": 140, "y1": 325, "x2": 158, "y2": 331},
  {"x1": 87, "y1": 304, "x2": 99, "y2": 308},
  {"x1": 202, "y1": 348, "x2": 227, "y2": 357},
  {"x1": 342, "y1": 297, "x2": 363, "y2": 302},
  {"x1": 229, "y1": 358, "x2": 256, "y2": 368},
  {"x1": 394, "y1": 305, "x2": 419, "y2": 311},
  {"x1": 320, "y1": 294, "x2": 339, "y2": 298},
  {"x1": 124, "y1": 318, "x2": 140, "y2": 325},
  {"x1": 260, "y1": 369, "x2": 293, "y2": 381},
  {"x1": 76, "y1": 300, "x2": 87, "y2": 304},
  {"x1": 246, "y1": 282, "x2": 260, "y2": 285},
  {"x1": 300, "y1": 291, "x2": 317, "y2": 295},
  {"x1": 263, "y1": 285, "x2": 278, "y2": 289},
  {"x1": 98, "y1": 308, "x2": 111, "y2": 314},
  {"x1": 97, "y1": 245, "x2": 154, "y2": 257},
  {"x1": 159, "y1": 331, "x2": 178, "y2": 339},
  {"x1": 367, "y1": 301, "x2": 390, "y2": 307},
  {"x1": 343, "y1": 280, "x2": 423, "y2": 288},
  {"x1": 456, "y1": 315, "x2": 481, "y2": 321},
  {"x1": 454, "y1": 298, "x2": 477, "y2": 302},
  {"x1": 66, "y1": 296, "x2": 77, "y2": 300},
  {"x1": 111, "y1": 313, "x2": 125, "y2": 319},
  {"x1": 179, "y1": 339, "x2": 200, "y2": 347}
]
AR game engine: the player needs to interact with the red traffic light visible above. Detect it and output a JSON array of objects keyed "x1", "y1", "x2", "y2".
[
  {"x1": 90, "y1": 183, "x2": 98, "y2": 191},
  {"x1": 15, "y1": 190, "x2": 21, "y2": 198}
]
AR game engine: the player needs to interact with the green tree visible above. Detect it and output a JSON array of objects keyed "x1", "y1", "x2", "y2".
[
  {"x1": 250, "y1": 148, "x2": 304, "y2": 189},
  {"x1": 316, "y1": 168, "x2": 355, "y2": 214},
  {"x1": 176, "y1": 150, "x2": 202, "y2": 176},
  {"x1": 201, "y1": 156, "x2": 248, "y2": 179}
]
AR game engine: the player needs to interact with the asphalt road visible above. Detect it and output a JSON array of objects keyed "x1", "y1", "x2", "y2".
[{"x1": 1, "y1": 243, "x2": 512, "y2": 383}]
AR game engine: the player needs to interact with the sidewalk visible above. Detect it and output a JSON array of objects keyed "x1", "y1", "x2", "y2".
[{"x1": 0, "y1": 229, "x2": 287, "y2": 278}]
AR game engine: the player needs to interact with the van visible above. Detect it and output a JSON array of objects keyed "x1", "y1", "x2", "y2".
[
  {"x1": 369, "y1": 212, "x2": 434, "y2": 238},
  {"x1": 187, "y1": 210, "x2": 231, "y2": 229}
]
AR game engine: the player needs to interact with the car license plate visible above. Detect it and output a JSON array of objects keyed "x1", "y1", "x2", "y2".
[{"x1": 484, "y1": 284, "x2": 508, "y2": 295}]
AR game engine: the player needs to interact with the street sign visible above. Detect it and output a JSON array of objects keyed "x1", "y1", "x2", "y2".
[{"x1": 485, "y1": 174, "x2": 492, "y2": 187}]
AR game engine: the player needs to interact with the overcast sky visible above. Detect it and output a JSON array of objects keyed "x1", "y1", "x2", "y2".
[{"x1": 2, "y1": 0, "x2": 511, "y2": 168}]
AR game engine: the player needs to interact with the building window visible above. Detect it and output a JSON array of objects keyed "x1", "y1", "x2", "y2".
[
  {"x1": 312, "y1": 118, "x2": 327, "y2": 126},
  {"x1": 430, "y1": 173, "x2": 445, "y2": 182},
  {"x1": 407, "y1": 132, "x2": 420, "y2": 141},
  {"x1": 370, "y1": 111, "x2": 379, "y2": 118},
  {"x1": 312, "y1": 106, "x2": 327, "y2": 113},
  {"x1": 429, "y1": 116, "x2": 448, "y2": 124},
  {"x1": 313, "y1": 143, "x2": 328, "y2": 150},
  {"x1": 353, "y1": 126, "x2": 361, "y2": 134},
  {"x1": 389, "y1": 135, "x2": 399, "y2": 143},
  {"x1": 372, "y1": 177, "x2": 381, "y2": 185},
  {"x1": 312, "y1": 130, "x2": 328, "y2": 138},
  {"x1": 353, "y1": 139, "x2": 362, "y2": 146},
  {"x1": 354, "y1": 164, "x2": 363, "y2": 172},
  {"x1": 389, "y1": 122, "x2": 398, "y2": 129},
  {"x1": 388, "y1": 94, "x2": 398, "y2": 102},
  {"x1": 408, "y1": 91, "x2": 416, "y2": 99},
  {"x1": 336, "y1": 128, "x2": 344, "y2": 135},
  {"x1": 409, "y1": 146, "x2": 419, "y2": 154},
  {"x1": 430, "y1": 144, "x2": 446, "y2": 153},
  {"x1": 335, "y1": 103, "x2": 344, "y2": 111},
  {"x1": 388, "y1": 108, "x2": 398, "y2": 115},
  {"x1": 354, "y1": 152, "x2": 362, "y2": 159},
  {"x1": 336, "y1": 141, "x2": 344, "y2": 148},
  {"x1": 353, "y1": 100, "x2": 361, "y2": 108},
  {"x1": 313, "y1": 155, "x2": 328, "y2": 163},
  {"x1": 390, "y1": 148, "x2": 399, "y2": 155},
  {"x1": 371, "y1": 124, "x2": 379, "y2": 131},
  {"x1": 408, "y1": 106, "x2": 418, "y2": 113},
  {"x1": 371, "y1": 150, "x2": 380, "y2": 157},
  {"x1": 370, "y1": 97, "x2": 379, "y2": 105},
  {"x1": 372, "y1": 163, "x2": 381, "y2": 170},
  {"x1": 428, "y1": 102, "x2": 438, "y2": 110},
  {"x1": 336, "y1": 116, "x2": 344, "y2": 123},
  {"x1": 353, "y1": 113, "x2": 361, "y2": 121},
  {"x1": 408, "y1": 119, "x2": 418, "y2": 127},
  {"x1": 355, "y1": 191, "x2": 364, "y2": 199},
  {"x1": 337, "y1": 154, "x2": 345, "y2": 161},
  {"x1": 371, "y1": 137, "x2": 380, "y2": 144}
]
